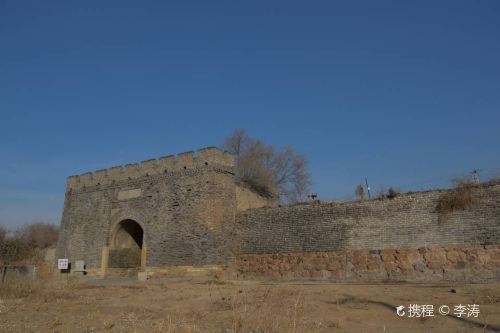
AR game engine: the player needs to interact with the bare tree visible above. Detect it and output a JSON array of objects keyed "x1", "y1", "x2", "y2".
[
  {"x1": 14, "y1": 223, "x2": 59, "y2": 249},
  {"x1": 224, "y1": 129, "x2": 311, "y2": 203},
  {"x1": 0, "y1": 238, "x2": 34, "y2": 265},
  {"x1": 0, "y1": 225, "x2": 6, "y2": 243}
]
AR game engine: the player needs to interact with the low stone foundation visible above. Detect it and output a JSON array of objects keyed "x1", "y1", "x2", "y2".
[
  {"x1": 146, "y1": 265, "x2": 227, "y2": 279},
  {"x1": 235, "y1": 244, "x2": 500, "y2": 283}
]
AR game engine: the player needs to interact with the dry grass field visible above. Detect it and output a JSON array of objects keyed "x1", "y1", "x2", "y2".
[{"x1": 1, "y1": 276, "x2": 500, "y2": 333}]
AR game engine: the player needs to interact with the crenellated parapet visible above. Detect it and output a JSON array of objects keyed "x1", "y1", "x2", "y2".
[{"x1": 67, "y1": 147, "x2": 234, "y2": 190}]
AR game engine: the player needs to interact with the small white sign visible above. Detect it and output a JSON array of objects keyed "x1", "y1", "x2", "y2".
[{"x1": 58, "y1": 258, "x2": 69, "y2": 270}]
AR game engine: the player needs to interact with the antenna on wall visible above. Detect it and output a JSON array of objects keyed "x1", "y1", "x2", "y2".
[
  {"x1": 471, "y1": 170, "x2": 480, "y2": 184},
  {"x1": 365, "y1": 177, "x2": 371, "y2": 199}
]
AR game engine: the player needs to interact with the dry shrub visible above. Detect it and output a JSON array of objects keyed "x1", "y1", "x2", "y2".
[
  {"x1": 0, "y1": 226, "x2": 6, "y2": 243},
  {"x1": 386, "y1": 187, "x2": 400, "y2": 199},
  {"x1": 437, "y1": 178, "x2": 478, "y2": 220},
  {"x1": 15, "y1": 223, "x2": 59, "y2": 249},
  {"x1": 0, "y1": 238, "x2": 35, "y2": 264},
  {"x1": 373, "y1": 186, "x2": 399, "y2": 200},
  {"x1": 0, "y1": 223, "x2": 58, "y2": 265}
]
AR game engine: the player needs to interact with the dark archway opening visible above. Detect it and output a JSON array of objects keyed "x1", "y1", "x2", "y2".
[
  {"x1": 109, "y1": 219, "x2": 143, "y2": 269},
  {"x1": 114, "y1": 219, "x2": 143, "y2": 249}
]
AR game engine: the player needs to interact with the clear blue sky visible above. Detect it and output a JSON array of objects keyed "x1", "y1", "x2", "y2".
[{"x1": 1, "y1": 1, "x2": 499, "y2": 228}]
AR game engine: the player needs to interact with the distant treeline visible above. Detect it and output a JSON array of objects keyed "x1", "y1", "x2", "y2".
[{"x1": 0, "y1": 223, "x2": 58, "y2": 265}]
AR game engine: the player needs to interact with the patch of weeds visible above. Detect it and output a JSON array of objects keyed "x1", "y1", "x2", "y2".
[{"x1": 437, "y1": 178, "x2": 479, "y2": 222}]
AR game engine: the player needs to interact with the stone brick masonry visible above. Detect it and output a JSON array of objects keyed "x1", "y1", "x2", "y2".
[
  {"x1": 235, "y1": 184, "x2": 500, "y2": 282},
  {"x1": 56, "y1": 147, "x2": 240, "y2": 270},
  {"x1": 236, "y1": 245, "x2": 500, "y2": 283},
  {"x1": 56, "y1": 146, "x2": 500, "y2": 282},
  {"x1": 236, "y1": 185, "x2": 500, "y2": 253}
]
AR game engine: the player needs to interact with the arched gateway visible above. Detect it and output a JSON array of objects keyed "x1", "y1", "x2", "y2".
[
  {"x1": 100, "y1": 219, "x2": 147, "y2": 277},
  {"x1": 56, "y1": 147, "x2": 276, "y2": 278},
  {"x1": 113, "y1": 219, "x2": 143, "y2": 250}
]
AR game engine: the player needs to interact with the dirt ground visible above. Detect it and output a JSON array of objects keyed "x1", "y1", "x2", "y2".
[{"x1": 1, "y1": 276, "x2": 499, "y2": 333}]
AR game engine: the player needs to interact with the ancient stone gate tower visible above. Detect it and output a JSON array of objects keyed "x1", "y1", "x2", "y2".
[
  {"x1": 57, "y1": 146, "x2": 500, "y2": 282},
  {"x1": 56, "y1": 147, "x2": 274, "y2": 276}
]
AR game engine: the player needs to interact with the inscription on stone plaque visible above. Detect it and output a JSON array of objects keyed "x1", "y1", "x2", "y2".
[{"x1": 117, "y1": 189, "x2": 142, "y2": 200}]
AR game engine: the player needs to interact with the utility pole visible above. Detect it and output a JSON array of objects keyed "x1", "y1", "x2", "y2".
[{"x1": 365, "y1": 177, "x2": 371, "y2": 199}]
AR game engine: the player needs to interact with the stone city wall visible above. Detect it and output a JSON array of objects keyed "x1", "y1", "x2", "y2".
[
  {"x1": 235, "y1": 184, "x2": 500, "y2": 282},
  {"x1": 56, "y1": 144, "x2": 500, "y2": 283},
  {"x1": 236, "y1": 245, "x2": 500, "y2": 283}
]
